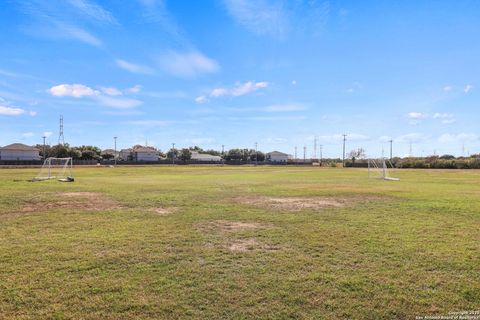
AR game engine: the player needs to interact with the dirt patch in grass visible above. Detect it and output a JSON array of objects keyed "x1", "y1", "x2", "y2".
[
  {"x1": 19, "y1": 192, "x2": 122, "y2": 213},
  {"x1": 198, "y1": 220, "x2": 270, "y2": 233},
  {"x1": 149, "y1": 207, "x2": 177, "y2": 216},
  {"x1": 228, "y1": 238, "x2": 280, "y2": 252},
  {"x1": 236, "y1": 195, "x2": 347, "y2": 211}
]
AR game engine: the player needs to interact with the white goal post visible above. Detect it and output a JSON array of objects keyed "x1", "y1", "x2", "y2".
[
  {"x1": 33, "y1": 157, "x2": 74, "y2": 182},
  {"x1": 368, "y1": 159, "x2": 399, "y2": 181}
]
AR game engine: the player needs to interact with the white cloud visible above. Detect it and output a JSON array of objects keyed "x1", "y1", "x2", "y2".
[
  {"x1": 196, "y1": 81, "x2": 269, "y2": 103},
  {"x1": 49, "y1": 83, "x2": 143, "y2": 108},
  {"x1": 61, "y1": 24, "x2": 103, "y2": 47},
  {"x1": 291, "y1": 80, "x2": 297, "y2": 85},
  {"x1": 317, "y1": 134, "x2": 369, "y2": 142},
  {"x1": 438, "y1": 133, "x2": 478, "y2": 144},
  {"x1": 156, "y1": 50, "x2": 219, "y2": 78},
  {"x1": 115, "y1": 59, "x2": 154, "y2": 75},
  {"x1": 0, "y1": 105, "x2": 25, "y2": 116},
  {"x1": 464, "y1": 84, "x2": 473, "y2": 93},
  {"x1": 67, "y1": 0, "x2": 116, "y2": 24},
  {"x1": 396, "y1": 133, "x2": 429, "y2": 143},
  {"x1": 44, "y1": 131, "x2": 53, "y2": 138},
  {"x1": 433, "y1": 113, "x2": 456, "y2": 124},
  {"x1": 265, "y1": 137, "x2": 287, "y2": 144},
  {"x1": 127, "y1": 85, "x2": 142, "y2": 93},
  {"x1": 100, "y1": 87, "x2": 123, "y2": 96},
  {"x1": 224, "y1": 0, "x2": 288, "y2": 38},
  {"x1": 195, "y1": 95, "x2": 208, "y2": 104},
  {"x1": 22, "y1": 132, "x2": 34, "y2": 137},
  {"x1": 29, "y1": 111, "x2": 37, "y2": 116},
  {"x1": 443, "y1": 85, "x2": 452, "y2": 92},
  {"x1": 407, "y1": 112, "x2": 428, "y2": 120},
  {"x1": 49, "y1": 84, "x2": 99, "y2": 98},
  {"x1": 96, "y1": 96, "x2": 143, "y2": 109}
]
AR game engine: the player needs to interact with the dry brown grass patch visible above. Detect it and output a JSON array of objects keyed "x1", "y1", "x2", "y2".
[
  {"x1": 228, "y1": 238, "x2": 280, "y2": 252},
  {"x1": 20, "y1": 192, "x2": 122, "y2": 212},
  {"x1": 149, "y1": 207, "x2": 177, "y2": 216},
  {"x1": 198, "y1": 220, "x2": 269, "y2": 233},
  {"x1": 236, "y1": 195, "x2": 346, "y2": 211}
]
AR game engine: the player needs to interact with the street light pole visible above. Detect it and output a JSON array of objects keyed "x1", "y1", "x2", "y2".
[
  {"x1": 42, "y1": 136, "x2": 46, "y2": 160},
  {"x1": 114, "y1": 136, "x2": 117, "y2": 166},
  {"x1": 303, "y1": 145, "x2": 306, "y2": 164},
  {"x1": 389, "y1": 139, "x2": 393, "y2": 161},
  {"x1": 320, "y1": 144, "x2": 323, "y2": 166},
  {"x1": 342, "y1": 134, "x2": 347, "y2": 167},
  {"x1": 294, "y1": 146, "x2": 297, "y2": 165}
]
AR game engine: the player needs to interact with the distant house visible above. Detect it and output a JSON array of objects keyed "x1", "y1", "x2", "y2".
[
  {"x1": 266, "y1": 151, "x2": 290, "y2": 163},
  {"x1": 119, "y1": 148, "x2": 133, "y2": 161},
  {"x1": 191, "y1": 151, "x2": 222, "y2": 162},
  {"x1": 0, "y1": 143, "x2": 41, "y2": 161},
  {"x1": 132, "y1": 146, "x2": 159, "y2": 162},
  {"x1": 101, "y1": 149, "x2": 118, "y2": 160}
]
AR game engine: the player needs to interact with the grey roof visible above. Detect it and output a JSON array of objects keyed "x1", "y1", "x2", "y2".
[
  {"x1": 0, "y1": 143, "x2": 39, "y2": 151},
  {"x1": 267, "y1": 151, "x2": 289, "y2": 156}
]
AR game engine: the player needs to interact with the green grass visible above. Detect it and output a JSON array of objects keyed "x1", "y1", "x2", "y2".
[{"x1": 0, "y1": 166, "x2": 479, "y2": 319}]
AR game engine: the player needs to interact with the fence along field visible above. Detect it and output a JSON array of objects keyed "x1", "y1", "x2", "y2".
[{"x1": 0, "y1": 166, "x2": 479, "y2": 319}]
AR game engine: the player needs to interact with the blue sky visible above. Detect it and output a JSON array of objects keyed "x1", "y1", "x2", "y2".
[{"x1": 0, "y1": 0, "x2": 479, "y2": 157}]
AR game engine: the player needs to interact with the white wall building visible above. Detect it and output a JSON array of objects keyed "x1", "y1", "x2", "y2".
[
  {"x1": 266, "y1": 151, "x2": 291, "y2": 163},
  {"x1": 133, "y1": 146, "x2": 159, "y2": 161},
  {"x1": 191, "y1": 151, "x2": 222, "y2": 162},
  {"x1": 0, "y1": 143, "x2": 41, "y2": 161}
]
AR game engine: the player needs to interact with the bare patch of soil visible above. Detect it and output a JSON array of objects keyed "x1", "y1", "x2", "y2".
[
  {"x1": 236, "y1": 195, "x2": 346, "y2": 211},
  {"x1": 149, "y1": 207, "x2": 177, "y2": 216},
  {"x1": 198, "y1": 220, "x2": 269, "y2": 233},
  {"x1": 228, "y1": 238, "x2": 280, "y2": 252},
  {"x1": 20, "y1": 192, "x2": 122, "y2": 212}
]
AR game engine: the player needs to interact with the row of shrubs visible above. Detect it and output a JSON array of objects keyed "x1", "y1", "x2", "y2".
[{"x1": 346, "y1": 156, "x2": 480, "y2": 169}]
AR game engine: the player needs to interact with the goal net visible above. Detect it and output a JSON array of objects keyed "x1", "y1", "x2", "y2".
[
  {"x1": 33, "y1": 157, "x2": 73, "y2": 181},
  {"x1": 368, "y1": 159, "x2": 399, "y2": 181}
]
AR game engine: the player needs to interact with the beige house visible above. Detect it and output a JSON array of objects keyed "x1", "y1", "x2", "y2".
[
  {"x1": 266, "y1": 151, "x2": 291, "y2": 163},
  {"x1": 0, "y1": 143, "x2": 41, "y2": 161},
  {"x1": 191, "y1": 151, "x2": 222, "y2": 162}
]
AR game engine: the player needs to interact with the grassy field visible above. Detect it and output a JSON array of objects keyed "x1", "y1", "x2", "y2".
[{"x1": 0, "y1": 166, "x2": 479, "y2": 319}]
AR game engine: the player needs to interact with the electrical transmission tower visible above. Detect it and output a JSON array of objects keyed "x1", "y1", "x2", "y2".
[{"x1": 58, "y1": 115, "x2": 65, "y2": 145}]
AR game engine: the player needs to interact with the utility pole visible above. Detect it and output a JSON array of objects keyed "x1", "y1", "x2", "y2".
[
  {"x1": 342, "y1": 134, "x2": 347, "y2": 167},
  {"x1": 42, "y1": 136, "x2": 46, "y2": 160},
  {"x1": 255, "y1": 142, "x2": 258, "y2": 165},
  {"x1": 222, "y1": 144, "x2": 225, "y2": 155},
  {"x1": 172, "y1": 143, "x2": 175, "y2": 165},
  {"x1": 303, "y1": 145, "x2": 306, "y2": 164},
  {"x1": 114, "y1": 136, "x2": 117, "y2": 166},
  {"x1": 313, "y1": 135, "x2": 317, "y2": 161},
  {"x1": 409, "y1": 142, "x2": 413, "y2": 157},
  {"x1": 58, "y1": 115, "x2": 65, "y2": 145},
  {"x1": 294, "y1": 146, "x2": 298, "y2": 165},
  {"x1": 320, "y1": 144, "x2": 323, "y2": 165},
  {"x1": 389, "y1": 139, "x2": 393, "y2": 161}
]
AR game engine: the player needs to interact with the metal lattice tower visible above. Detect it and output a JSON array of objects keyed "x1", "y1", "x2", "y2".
[{"x1": 58, "y1": 115, "x2": 65, "y2": 145}]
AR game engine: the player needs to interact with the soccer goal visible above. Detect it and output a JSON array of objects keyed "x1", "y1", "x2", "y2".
[
  {"x1": 33, "y1": 157, "x2": 74, "y2": 182},
  {"x1": 368, "y1": 159, "x2": 399, "y2": 181}
]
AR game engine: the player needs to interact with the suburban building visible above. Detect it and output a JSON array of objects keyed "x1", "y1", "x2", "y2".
[
  {"x1": 0, "y1": 143, "x2": 41, "y2": 161},
  {"x1": 119, "y1": 148, "x2": 133, "y2": 161},
  {"x1": 101, "y1": 149, "x2": 119, "y2": 160},
  {"x1": 266, "y1": 151, "x2": 291, "y2": 163},
  {"x1": 191, "y1": 151, "x2": 222, "y2": 162},
  {"x1": 133, "y1": 146, "x2": 159, "y2": 161}
]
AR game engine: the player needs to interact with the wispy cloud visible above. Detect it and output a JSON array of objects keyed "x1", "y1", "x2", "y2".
[
  {"x1": 396, "y1": 133, "x2": 429, "y2": 143},
  {"x1": 443, "y1": 85, "x2": 452, "y2": 92},
  {"x1": 156, "y1": 50, "x2": 219, "y2": 78},
  {"x1": 438, "y1": 133, "x2": 478, "y2": 143},
  {"x1": 464, "y1": 84, "x2": 473, "y2": 93},
  {"x1": 196, "y1": 81, "x2": 268, "y2": 103},
  {"x1": 49, "y1": 84, "x2": 99, "y2": 97},
  {"x1": 433, "y1": 113, "x2": 456, "y2": 124},
  {"x1": 48, "y1": 83, "x2": 143, "y2": 108},
  {"x1": 67, "y1": 0, "x2": 116, "y2": 24},
  {"x1": 0, "y1": 105, "x2": 26, "y2": 116},
  {"x1": 115, "y1": 59, "x2": 154, "y2": 75},
  {"x1": 224, "y1": 0, "x2": 288, "y2": 38}
]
